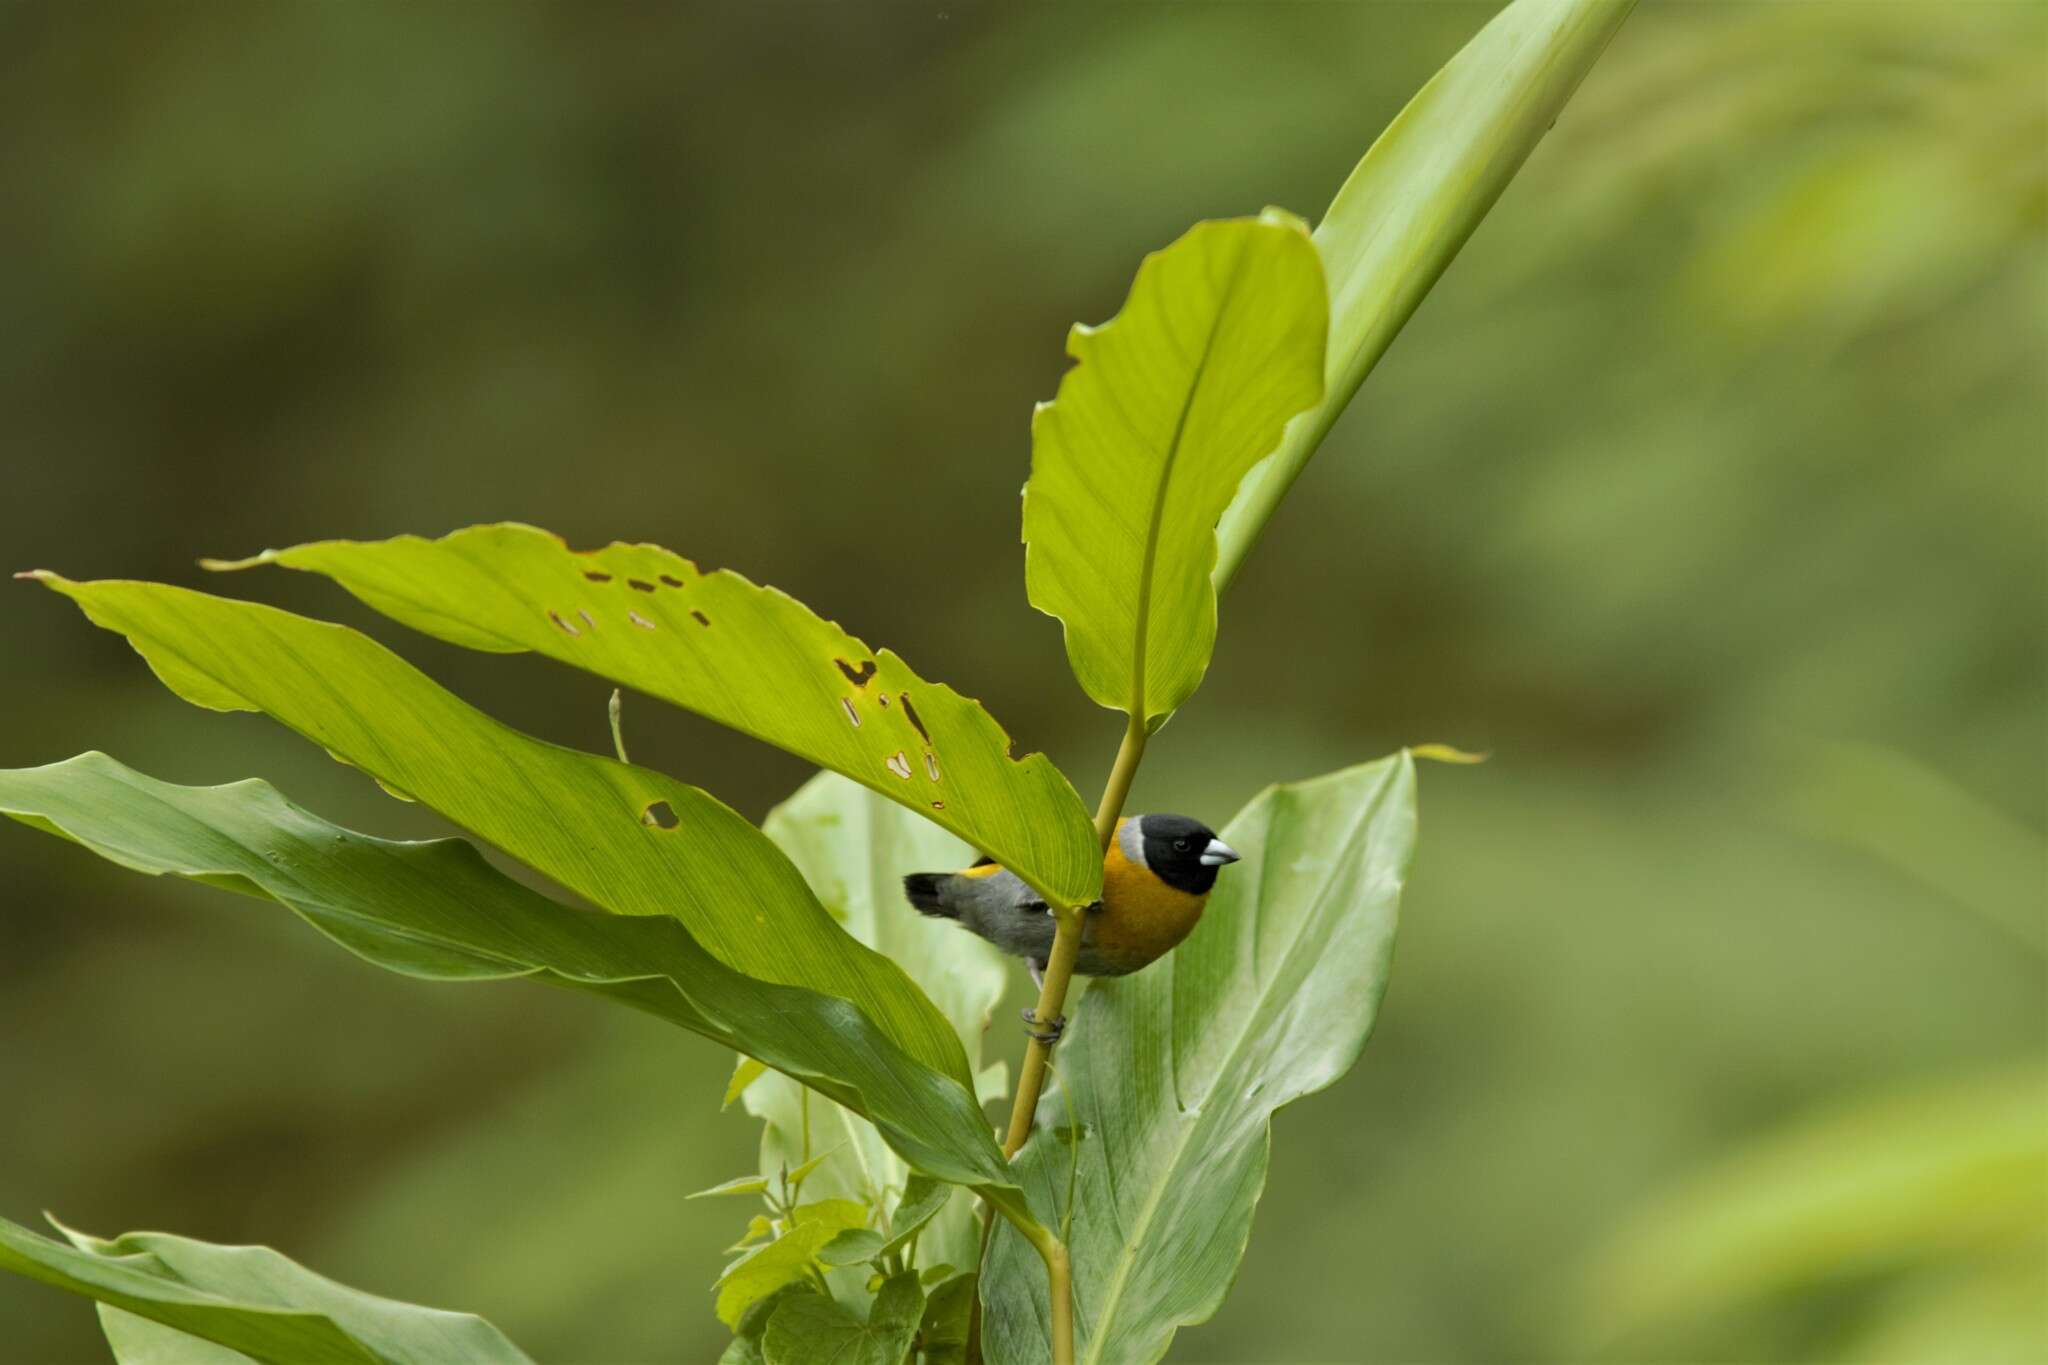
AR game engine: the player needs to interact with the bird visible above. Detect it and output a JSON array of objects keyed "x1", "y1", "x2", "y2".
[{"x1": 903, "y1": 814, "x2": 1239, "y2": 1042}]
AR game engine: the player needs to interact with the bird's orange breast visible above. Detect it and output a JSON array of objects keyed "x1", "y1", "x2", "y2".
[{"x1": 1088, "y1": 834, "x2": 1209, "y2": 974}]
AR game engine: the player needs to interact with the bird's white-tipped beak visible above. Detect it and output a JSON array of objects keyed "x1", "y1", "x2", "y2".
[{"x1": 1200, "y1": 838, "x2": 1240, "y2": 867}]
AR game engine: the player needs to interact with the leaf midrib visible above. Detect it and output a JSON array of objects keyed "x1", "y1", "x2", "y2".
[
  {"x1": 1077, "y1": 764, "x2": 1397, "y2": 1363},
  {"x1": 1128, "y1": 256, "x2": 1248, "y2": 722}
]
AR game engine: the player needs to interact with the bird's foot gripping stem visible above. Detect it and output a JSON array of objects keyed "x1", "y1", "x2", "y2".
[{"x1": 1021, "y1": 1007, "x2": 1066, "y2": 1046}]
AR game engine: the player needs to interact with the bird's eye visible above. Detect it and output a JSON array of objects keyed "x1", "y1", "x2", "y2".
[{"x1": 1173, "y1": 838, "x2": 1191, "y2": 852}]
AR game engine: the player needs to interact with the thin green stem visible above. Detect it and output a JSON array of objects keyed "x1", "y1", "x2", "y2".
[{"x1": 607, "y1": 689, "x2": 629, "y2": 764}]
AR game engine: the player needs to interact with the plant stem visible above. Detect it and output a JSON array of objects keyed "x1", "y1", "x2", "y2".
[
  {"x1": 1003, "y1": 713, "x2": 1147, "y2": 1158},
  {"x1": 989, "y1": 1202, "x2": 1075, "y2": 1365}
]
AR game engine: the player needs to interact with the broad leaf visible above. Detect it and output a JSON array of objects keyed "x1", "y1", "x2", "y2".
[
  {"x1": 209, "y1": 524, "x2": 1102, "y2": 908},
  {"x1": 0, "y1": 752, "x2": 1010, "y2": 1191},
  {"x1": 714, "y1": 1200, "x2": 868, "y2": 1328},
  {"x1": 0, "y1": 1215, "x2": 529, "y2": 1365},
  {"x1": 1213, "y1": 0, "x2": 1638, "y2": 587},
  {"x1": 743, "y1": 772, "x2": 1012, "y2": 1282},
  {"x1": 763, "y1": 1269, "x2": 924, "y2": 1365},
  {"x1": 23, "y1": 574, "x2": 973, "y2": 1101},
  {"x1": 1022, "y1": 213, "x2": 1326, "y2": 727},
  {"x1": 984, "y1": 753, "x2": 1417, "y2": 1364},
  {"x1": 917, "y1": 1271, "x2": 977, "y2": 1365}
]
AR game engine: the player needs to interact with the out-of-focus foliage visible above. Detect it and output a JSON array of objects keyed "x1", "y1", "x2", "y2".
[{"x1": 1, "y1": 2, "x2": 2039, "y2": 1361}]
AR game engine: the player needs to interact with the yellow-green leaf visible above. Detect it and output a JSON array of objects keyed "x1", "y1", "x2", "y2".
[
  {"x1": 1022, "y1": 213, "x2": 1326, "y2": 727},
  {"x1": 714, "y1": 1201, "x2": 868, "y2": 1328},
  {"x1": 23, "y1": 574, "x2": 975, "y2": 1106},
  {"x1": 208, "y1": 524, "x2": 1101, "y2": 908}
]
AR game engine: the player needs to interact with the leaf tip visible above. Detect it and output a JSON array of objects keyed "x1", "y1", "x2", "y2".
[
  {"x1": 1409, "y1": 742, "x2": 1490, "y2": 766},
  {"x1": 198, "y1": 551, "x2": 275, "y2": 572}
]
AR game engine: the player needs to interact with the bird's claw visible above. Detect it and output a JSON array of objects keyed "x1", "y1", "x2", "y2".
[{"x1": 1021, "y1": 1007, "x2": 1066, "y2": 1046}]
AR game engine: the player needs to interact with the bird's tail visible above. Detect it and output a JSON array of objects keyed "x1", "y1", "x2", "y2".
[{"x1": 902, "y1": 872, "x2": 955, "y2": 918}]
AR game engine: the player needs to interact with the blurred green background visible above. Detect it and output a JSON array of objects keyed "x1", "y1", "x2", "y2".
[{"x1": 2, "y1": 3, "x2": 2042, "y2": 1362}]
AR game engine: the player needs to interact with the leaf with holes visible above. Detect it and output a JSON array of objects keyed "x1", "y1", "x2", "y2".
[
  {"x1": 0, "y1": 1215, "x2": 530, "y2": 1365},
  {"x1": 983, "y1": 753, "x2": 1417, "y2": 1365},
  {"x1": 742, "y1": 772, "x2": 1012, "y2": 1293},
  {"x1": 26, "y1": 573, "x2": 970, "y2": 1091},
  {"x1": 1212, "y1": 0, "x2": 1637, "y2": 589},
  {"x1": 1022, "y1": 212, "x2": 1326, "y2": 728},
  {"x1": 205, "y1": 523, "x2": 1101, "y2": 908},
  {"x1": 0, "y1": 751, "x2": 1015, "y2": 1192}
]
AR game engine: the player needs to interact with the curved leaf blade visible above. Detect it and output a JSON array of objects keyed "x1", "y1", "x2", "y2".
[
  {"x1": 208, "y1": 524, "x2": 1101, "y2": 908},
  {"x1": 984, "y1": 753, "x2": 1417, "y2": 1365},
  {"x1": 1023, "y1": 213, "x2": 1326, "y2": 726},
  {"x1": 0, "y1": 1215, "x2": 530, "y2": 1365},
  {"x1": 0, "y1": 752, "x2": 1012, "y2": 1189},
  {"x1": 1214, "y1": 0, "x2": 1637, "y2": 588},
  {"x1": 744, "y1": 772, "x2": 1013, "y2": 1284},
  {"x1": 24, "y1": 572, "x2": 973, "y2": 1097}
]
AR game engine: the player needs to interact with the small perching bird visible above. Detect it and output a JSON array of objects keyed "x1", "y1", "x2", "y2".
[{"x1": 903, "y1": 814, "x2": 1239, "y2": 1038}]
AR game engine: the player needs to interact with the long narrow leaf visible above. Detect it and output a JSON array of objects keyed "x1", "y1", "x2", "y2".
[
  {"x1": 206, "y1": 524, "x2": 1102, "y2": 908},
  {"x1": 0, "y1": 752, "x2": 1011, "y2": 1189},
  {"x1": 1022, "y1": 213, "x2": 1326, "y2": 726},
  {"x1": 1213, "y1": 0, "x2": 1638, "y2": 588},
  {"x1": 0, "y1": 1215, "x2": 530, "y2": 1365},
  {"x1": 22, "y1": 572, "x2": 972, "y2": 1097},
  {"x1": 984, "y1": 753, "x2": 1416, "y2": 1364}
]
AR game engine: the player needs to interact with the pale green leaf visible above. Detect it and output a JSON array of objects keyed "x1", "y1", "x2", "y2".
[
  {"x1": 24, "y1": 574, "x2": 976, "y2": 1114},
  {"x1": 1023, "y1": 213, "x2": 1326, "y2": 726},
  {"x1": 985, "y1": 754, "x2": 1417, "y2": 1365},
  {"x1": 0, "y1": 1215, "x2": 529, "y2": 1365},
  {"x1": 743, "y1": 772, "x2": 1013, "y2": 1284},
  {"x1": 1214, "y1": 0, "x2": 1638, "y2": 588},
  {"x1": 100, "y1": 1306, "x2": 256, "y2": 1365},
  {"x1": 714, "y1": 1200, "x2": 868, "y2": 1328},
  {"x1": 0, "y1": 752, "x2": 1011, "y2": 1192},
  {"x1": 724, "y1": 1057, "x2": 771, "y2": 1111},
  {"x1": 719, "y1": 1284, "x2": 814, "y2": 1365},
  {"x1": 763, "y1": 1269, "x2": 923, "y2": 1365},
  {"x1": 208, "y1": 524, "x2": 1101, "y2": 908},
  {"x1": 689, "y1": 1175, "x2": 773, "y2": 1202}
]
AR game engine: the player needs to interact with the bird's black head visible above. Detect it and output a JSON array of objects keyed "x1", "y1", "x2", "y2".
[{"x1": 1132, "y1": 813, "x2": 1239, "y2": 895}]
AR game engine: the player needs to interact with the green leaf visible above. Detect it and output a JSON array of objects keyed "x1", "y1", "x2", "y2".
[
  {"x1": 1023, "y1": 213, "x2": 1326, "y2": 726},
  {"x1": 0, "y1": 1215, "x2": 530, "y2": 1365},
  {"x1": 0, "y1": 752, "x2": 1011, "y2": 1192},
  {"x1": 724, "y1": 1057, "x2": 771, "y2": 1110},
  {"x1": 715, "y1": 1200, "x2": 869, "y2": 1328},
  {"x1": 20, "y1": 575, "x2": 997, "y2": 1141},
  {"x1": 208, "y1": 524, "x2": 1102, "y2": 908},
  {"x1": 742, "y1": 772, "x2": 1012, "y2": 1281},
  {"x1": 689, "y1": 1175, "x2": 773, "y2": 1202},
  {"x1": 815, "y1": 1230, "x2": 887, "y2": 1269},
  {"x1": 984, "y1": 754, "x2": 1417, "y2": 1365},
  {"x1": 763, "y1": 1268, "x2": 924, "y2": 1365},
  {"x1": 719, "y1": 1284, "x2": 817, "y2": 1365},
  {"x1": 1213, "y1": 0, "x2": 1638, "y2": 589},
  {"x1": 917, "y1": 1271, "x2": 978, "y2": 1365}
]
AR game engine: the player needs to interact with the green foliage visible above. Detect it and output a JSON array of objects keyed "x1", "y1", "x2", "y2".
[
  {"x1": 743, "y1": 773, "x2": 1013, "y2": 1293},
  {"x1": 0, "y1": 1216, "x2": 528, "y2": 1365},
  {"x1": 762, "y1": 1268, "x2": 925, "y2": 1365},
  {"x1": 1213, "y1": 0, "x2": 1637, "y2": 588},
  {"x1": 26, "y1": 574, "x2": 980, "y2": 1105},
  {"x1": 985, "y1": 754, "x2": 1416, "y2": 1364},
  {"x1": 0, "y1": 753, "x2": 1008, "y2": 1191},
  {"x1": 0, "y1": 1, "x2": 1645, "y2": 1358},
  {"x1": 1581, "y1": 1065, "x2": 2048, "y2": 1361},
  {"x1": 214, "y1": 523, "x2": 1102, "y2": 908},
  {"x1": 1023, "y1": 213, "x2": 1326, "y2": 726}
]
